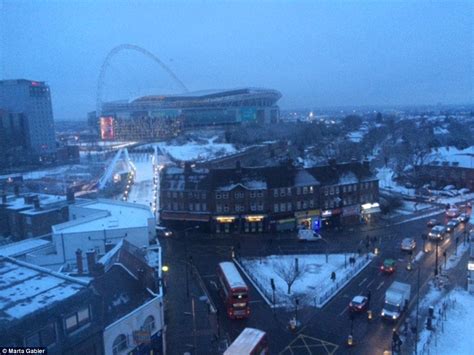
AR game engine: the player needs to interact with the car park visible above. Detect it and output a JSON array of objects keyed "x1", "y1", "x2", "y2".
[
  {"x1": 428, "y1": 225, "x2": 446, "y2": 240},
  {"x1": 381, "y1": 259, "x2": 396, "y2": 274},
  {"x1": 401, "y1": 237, "x2": 416, "y2": 251},
  {"x1": 446, "y1": 219, "x2": 459, "y2": 233},
  {"x1": 156, "y1": 225, "x2": 173, "y2": 237},
  {"x1": 349, "y1": 296, "x2": 369, "y2": 312}
]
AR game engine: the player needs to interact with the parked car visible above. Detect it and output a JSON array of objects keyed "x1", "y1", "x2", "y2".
[
  {"x1": 156, "y1": 226, "x2": 173, "y2": 237},
  {"x1": 446, "y1": 219, "x2": 459, "y2": 233},
  {"x1": 381, "y1": 259, "x2": 396, "y2": 274},
  {"x1": 446, "y1": 207, "x2": 460, "y2": 218},
  {"x1": 349, "y1": 295, "x2": 369, "y2": 312},
  {"x1": 297, "y1": 229, "x2": 322, "y2": 242},
  {"x1": 401, "y1": 237, "x2": 416, "y2": 251},
  {"x1": 427, "y1": 219, "x2": 439, "y2": 228},
  {"x1": 428, "y1": 225, "x2": 446, "y2": 240},
  {"x1": 457, "y1": 213, "x2": 470, "y2": 223}
]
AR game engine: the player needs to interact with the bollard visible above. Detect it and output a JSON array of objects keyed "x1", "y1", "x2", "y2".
[
  {"x1": 367, "y1": 310, "x2": 373, "y2": 320},
  {"x1": 347, "y1": 334, "x2": 354, "y2": 346}
]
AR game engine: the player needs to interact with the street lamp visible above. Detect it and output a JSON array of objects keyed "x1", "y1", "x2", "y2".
[
  {"x1": 434, "y1": 239, "x2": 440, "y2": 277},
  {"x1": 184, "y1": 226, "x2": 200, "y2": 298}
]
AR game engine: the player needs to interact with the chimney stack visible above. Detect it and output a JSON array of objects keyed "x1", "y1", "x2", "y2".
[
  {"x1": 105, "y1": 242, "x2": 115, "y2": 252},
  {"x1": 76, "y1": 249, "x2": 83, "y2": 275},
  {"x1": 33, "y1": 196, "x2": 40, "y2": 209},
  {"x1": 86, "y1": 249, "x2": 97, "y2": 274},
  {"x1": 66, "y1": 188, "x2": 75, "y2": 204}
]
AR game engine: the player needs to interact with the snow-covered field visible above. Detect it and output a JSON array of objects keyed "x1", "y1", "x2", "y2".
[
  {"x1": 395, "y1": 201, "x2": 432, "y2": 215},
  {"x1": 238, "y1": 253, "x2": 372, "y2": 308},
  {"x1": 417, "y1": 288, "x2": 474, "y2": 355},
  {"x1": 377, "y1": 167, "x2": 416, "y2": 196}
]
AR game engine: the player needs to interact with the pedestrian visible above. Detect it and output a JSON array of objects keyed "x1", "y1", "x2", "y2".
[
  {"x1": 331, "y1": 271, "x2": 336, "y2": 282},
  {"x1": 367, "y1": 290, "x2": 372, "y2": 305}
]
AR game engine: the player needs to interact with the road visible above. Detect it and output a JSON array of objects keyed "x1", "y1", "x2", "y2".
[{"x1": 162, "y1": 209, "x2": 470, "y2": 355}]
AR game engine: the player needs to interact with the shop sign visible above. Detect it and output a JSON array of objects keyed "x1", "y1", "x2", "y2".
[
  {"x1": 294, "y1": 209, "x2": 320, "y2": 218},
  {"x1": 342, "y1": 205, "x2": 360, "y2": 216}
]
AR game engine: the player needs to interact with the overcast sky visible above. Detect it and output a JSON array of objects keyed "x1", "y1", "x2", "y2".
[{"x1": 1, "y1": 0, "x2": 473, "y2": 120}]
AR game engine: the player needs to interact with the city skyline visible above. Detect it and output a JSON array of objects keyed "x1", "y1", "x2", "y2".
[{"x1": 1, "y1": 0, "x2": 473, "y2": 120}]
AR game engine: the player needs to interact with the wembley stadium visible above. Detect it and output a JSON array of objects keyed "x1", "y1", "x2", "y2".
[{"x1": 94, "y1": 88, "x2": 282, "y2": 141}]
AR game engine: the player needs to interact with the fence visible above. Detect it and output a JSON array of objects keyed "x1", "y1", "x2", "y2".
[
  {"x1": 236, "y1": 253, "x2": 373, "y2": 309},
  {"x1": 419, "y1": 296, "x2": 457, "y2": 355}
]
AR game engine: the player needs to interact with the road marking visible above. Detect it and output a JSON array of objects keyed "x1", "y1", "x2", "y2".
[
  {"x1": 338, "y1": 306, "x2": 348, "y2": 317},
  {"x1": 376, "y1": 281, "x2": 385, "y2": 290},
  {"x1": 249, "y1": 300, "x2": 263, "y2": 304},
  {"x1": 358, "y1": 277, "x2": 368, "y2": 286},
  {"x1": 367, "y1": 279, "x2": 375, "y2": 288}
]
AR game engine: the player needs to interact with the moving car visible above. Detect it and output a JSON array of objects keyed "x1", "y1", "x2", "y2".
[
  {"x1": 457, "y1": 213, "x2": 470, "y2": 223},
  {"x1": 401, "y1": 237, "x2": 416, "y2": 251},
  {"x1": 381, "y1": 281, "x2": 411, "y2": 321},
  {"x1": 349, "y1": 295, "x2": 369, "y2": 312},
  {"x1": 427, "y1": 219, "x2": 439, "y2": 228},
  {"x1": 446, "y1": 207, "x2": 460, "y2": 219},
  {"x1": 446, "y1": 219, "x2": 459, "y2": 233},
  {"x1": 297, "y1": 229, "x2": 322, "y2": 242},
  {"x1": 381, "y1": 259, "x2": 396, "y2": 274},
  {"x1": 155, "y1": 226, "x2": 173, "y2": 237},
  {"x1": 428, "y1": 225, "x2": 446, "y2": 240}
]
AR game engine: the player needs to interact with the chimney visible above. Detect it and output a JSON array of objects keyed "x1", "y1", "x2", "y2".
[
  {"x1": 66, "y1": 188, "x2": 75, "y2": 204},
  {"x1": 105, "y1": 242, "x2": 115, "y2": 252},
  {"x1": 76, "y1": 249, "x2": 83, "y2": 275},
  {"x1": 14, "y1": 185, "x2": 20, "y2": 196},
  {"x1": 33, "y1": 196, "x2": 40, "y2": 210},
  {"x1": 86, "y1": 249, "x2": 97, "y2": 274}
]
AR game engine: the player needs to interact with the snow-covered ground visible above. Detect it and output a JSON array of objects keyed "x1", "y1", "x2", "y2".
[
  {"x1": 395, "y1": 201, "x2": 432, "y2": 215},
  {"x1": 237, "y1": 253, "x2": 372, "y2": 309},
  {"x1": 377, "y1": 167, "x2": 416, "y2": 196},
  {"x1": 0, "y1": 164, "x2": 90, "y2": 181},
  {"x1": 142, "y1": 136, "x2": 238, "y2": 162},
  {"x1": 417, "y1": 288, "x2": 474, "y2": 355}
]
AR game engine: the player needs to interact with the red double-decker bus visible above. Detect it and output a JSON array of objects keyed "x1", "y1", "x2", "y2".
[
  {"x1": 224, "y1": 328, "x2": 269, "y2": 355},
  {"x1": 217, "y1": 261, "x2": 250, "y2": 319}
]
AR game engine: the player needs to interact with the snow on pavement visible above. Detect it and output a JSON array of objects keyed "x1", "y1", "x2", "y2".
[{"x1": 417, "y1": 288, "x2": 474, "y2": 355}]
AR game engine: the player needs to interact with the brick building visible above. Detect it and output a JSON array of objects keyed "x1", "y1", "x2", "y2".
[{"x1": 159, "y1": 159, "x2": 379, "y2": 233}]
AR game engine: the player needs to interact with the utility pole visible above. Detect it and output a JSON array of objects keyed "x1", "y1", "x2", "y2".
[
  {"x1": 192, "y1": 296, "x2": 197, "y2": 354},
  {"x1": 415, "y1": 266, "x2": 420, "y2": 354},
  {"x1": 434, "y1": 239, "x2": 439, "y2": 277}
]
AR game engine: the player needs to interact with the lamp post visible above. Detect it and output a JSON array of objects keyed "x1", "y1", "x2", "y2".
[
  {"x1": 295, "y1": 298, "x2": 299, "y2": 328},
  {"x1": 434, "y1": 239, "x2": 440, "y2": 277},
  {"x1": 184, "y1": 226, "x2": 200, "y2": 298}
]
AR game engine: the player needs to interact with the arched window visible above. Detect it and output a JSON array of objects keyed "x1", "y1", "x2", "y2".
[
  {"x1": 112, "y1": 334, "x2": 127, "y2": 355},
  {"x1": 143, "y1": 315, "x2": 156, "y2": 333}
]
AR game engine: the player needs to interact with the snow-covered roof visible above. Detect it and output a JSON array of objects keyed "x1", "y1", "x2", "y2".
[
  {"x1": 219, "y1": 262, "x2": 247, "y2": 289},
  {"x1": 224, "y1": 328, "x2": 266, "y2": 355},
  {"x1": 3, "y1": 193, "x2": 66, "y2": 211},
  {"x1": 0, "y1": 239, "x2": 52, "y2": 257},
  {"x1": 294, "y1": 170, "x2": 319, "y2": 186},
  {"x1": 53, "y1": 199, "x2": 153, "y2": 234},
  {"x1": 338, "y1": 171, "x2": 359, "y2": 185},
  {"x1": 426, "y1": 146, "x2": 474, "y2": 169},
  {"x1": 0, "y1": 256, "x2": 87, "y2": 321},
  {"x1": 216, "y1": 180, "x2": 267, "y2": 191}
]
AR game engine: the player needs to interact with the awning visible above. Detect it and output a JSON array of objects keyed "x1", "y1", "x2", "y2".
[
  {"x1": 160, "y1": 211, "x2": 210, "y2": 222},
  {"x1": 362, "y1": 206, "x2": 381, "y2": 214}
]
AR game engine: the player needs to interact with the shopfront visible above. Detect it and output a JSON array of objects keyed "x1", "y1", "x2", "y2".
[
  {"x1": 320, "y1": 208, "x2": 342, "y2": 229},
  {"x1": 295, "y1": 210, "x2": 320, "y2": 231},
  {"x1": 361, "y1": 202, "x2": 381, "y2": 224},
  {"x1": 243, "y1": 215, "x2": 265, "y2": 233},
  {"x1": 214, "y1": 216, "x2": 237, "y2": 233},
  {"x1": 341, "y1": 205, "x2": 361, "y2": 225},
  {"x1": 274, "y1": 218, "x2": 296, "y2": 232}
]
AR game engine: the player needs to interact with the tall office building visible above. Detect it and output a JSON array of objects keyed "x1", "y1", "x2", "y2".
[{"x1": 0, "y1": 79, "x2": 56, "y2": 163}]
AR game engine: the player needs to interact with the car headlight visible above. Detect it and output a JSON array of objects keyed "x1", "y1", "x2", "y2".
[
  {"x1": 393, "y1": 315, "x2": 397, "y2": 319},
  {"x1": 381, "y1": 311, "x2": 385, "y2": 316}
]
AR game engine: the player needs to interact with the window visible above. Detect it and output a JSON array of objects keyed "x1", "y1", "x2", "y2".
[
  {"x1": 250, "y1": 191, "x2": 256, "y2": 198},
  {"x1": 216, "y1": 204, "x2": 222, "y2": 213},
  {"x1": 112, "y1": 334, "x2": 127, "y2": 355},
  {"x1": 287, "y1": 202, "x2": 292, "y2": 211},
  {"x1": 324, "y1": 187, "x2": 328, "y2": 196},
  {"x1": 250, "y1": 203, "x2": 257, "y2": 211},
  {"x1": 302, "y1": 201, "x2": 308, "y2": 209},
  {"x1": 274, "y1": 204, "x2": 279, "y2": 212},
  {"x1": 287, "y1": 187, "x2": 292, "y2": 196},
  {"x1": 166, "y1": 191, "x2": 171, "y2": 198},
  {"x1": 65, "y1": 306, "x2": 90, "y2": 333},
  {"x1": 172, "y1": 192, "x2": 177, "y2": 198},
  {"x1": 353, "y1": 184, "x2": 357, "y2": 191},
  {"x1": 303, "y1": 186, "x2": 308, "y2": 194},
  {"x1": 179, "y1": 192, "x2": 184, "y2": 198},
  {"x1": 309, "y1": 199, "x2": 314, "y2": 208},
  {"x1": 280, "y1": 203, "x2": 286, "y2": 212},
  {"x1": 324, "y1": 201, "x2": 329, "y2": 209},
  {"x1": 335, "y1": 186, "x2": 339, "y2": 194},
  {"x1": 202, "y1": 203, "x2": 207, "y2": 211},
  {"x1": 143, "y1": 315, "x2": 156, "y2": 333},
  {"x1": 222, "y1": 193, "x2": 229, "y2": 199},
  {"x1": 309, "y1": 186, "x2": 314, "y2": 193},
  {"x1": 279, "y1": 188, "x2": 286, "y2": 197},
  {"x1": 273, "y1": 189, "x2": 279, "y2": 197},
  {"x1": 195, "y1": 203, "x2": 200, "y2": 211},
  {"x1": 296, "y1": 201, "x2": 301, "y2": 210},
  {"x1": 173, "y1": 202, "x2": 178, "y2": 210},
  {"x1": 330, "y1": 187, "x2": 334, "y2": 195},
  {"x1": 25, "y1": 323, "x2": 56, "y2": 348},
  {"x1": 188, "y1": 192, "x2": 193, "y2": 198},
  {"x1": 257, "y1": 190, "x2": 263, "y2": 197},
  {"x1": 343, "y1": 185, "x2": 346, "y2": 193},
  {"x1": 189, "y1": 203, "x2": 194, "y2": 211},
  {"x1": 348, "y1": 185, "x2": 352, "y2": 192},
  {"x1": 194, "y1": 192, "x2": 200, "y2": 199},
  {"x1": 216, "y1": 192, "x2": 222, "y2": 199},
  {"x1": 223, "y1": 204, "x2": 229, "y2": 212},
  {"x1": 201, "y1": 192, "x2": 207, "y2": 199},
  {"x1": 257, "y1": 202, "x2": 264, "y2": 211},
  {"x1": 296, "y1": 187, "x2": 301, "y2": 195}
]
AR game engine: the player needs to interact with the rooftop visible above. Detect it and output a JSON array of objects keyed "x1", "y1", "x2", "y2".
[
  {"x1": 0, "y1": 239, "x2": 52, "y2": 258},
  {"x1": 53, "y1": 199, "x2": 153, "y2": 234},
  {"x1": 0, "y1": 256, "x2": 87, "y2": 322},
  {"x1": 2, "y1": 193, "x2": 66, "y2": 212}
]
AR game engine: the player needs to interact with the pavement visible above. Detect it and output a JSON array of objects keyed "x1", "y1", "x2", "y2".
[{"x1": 161, "y1": 205, "x2": 472, "y2": 355}]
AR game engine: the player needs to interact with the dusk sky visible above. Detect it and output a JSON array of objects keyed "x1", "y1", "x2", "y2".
[{"x1": 1, "y1": 0, "x2": 472, "y2": 120}]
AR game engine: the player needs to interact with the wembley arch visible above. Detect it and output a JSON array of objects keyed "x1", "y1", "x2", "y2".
[{"x1": 96, "y1": 44, "x2": 188, "y2": 117}]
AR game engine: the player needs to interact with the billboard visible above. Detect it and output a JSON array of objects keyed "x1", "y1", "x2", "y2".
[{"x1": 100, "y1": 116, "x2": 114, "y2": 140}]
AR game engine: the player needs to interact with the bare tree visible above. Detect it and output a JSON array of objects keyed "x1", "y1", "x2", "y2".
[{"x1": 273, "y1": 260, "x2": 306, "y2": 295}]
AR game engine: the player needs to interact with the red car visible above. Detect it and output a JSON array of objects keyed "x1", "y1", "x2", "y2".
[
  {"x1": 349, "y1": 295, "x2": 369, "y2": 312},
  {"x1": 380, "y1": 259, "x2": 396, "y2": 274}
]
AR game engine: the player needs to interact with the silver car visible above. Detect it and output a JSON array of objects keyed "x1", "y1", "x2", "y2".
[{"x1": 401, "y1": 237, "x2": 416, "y2": 251}]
